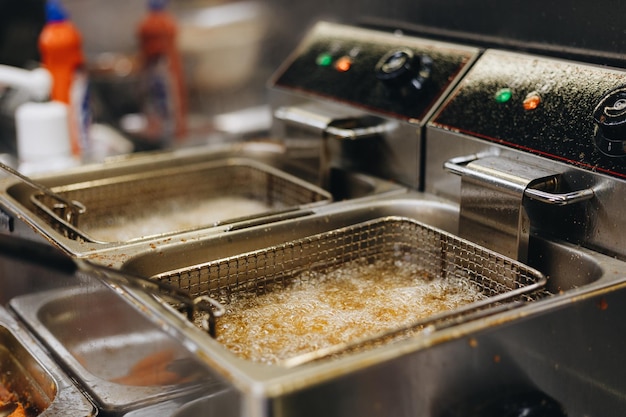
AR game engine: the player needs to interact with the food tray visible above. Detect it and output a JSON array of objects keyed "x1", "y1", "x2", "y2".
[
  {"x1": 0, "y1": 306, "x2": 94, "y2": 416},
  {"x1": 154, "y1": 216, "x2": 546, "y2": 366},
  {"x1": 0, "y1": 327, "x2": 50, "y2": 416},
  {"x1": 31, "y1": 158, "x2": 332, "y2": 243},
  {"x1": 9, "y1": 284, "x2": 220, "y2": 413}
]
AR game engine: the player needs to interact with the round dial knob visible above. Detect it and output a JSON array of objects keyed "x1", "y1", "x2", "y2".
[
  {"x1": 593, "y1": 86, "x2": 626, "y2": 157},
  {"x1": 375, "y1": 48, "x2": 432, "y2": 95}
]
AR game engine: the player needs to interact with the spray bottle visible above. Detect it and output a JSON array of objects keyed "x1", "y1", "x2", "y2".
[
  {"x1": 137, "y1": 0, "x2": 187, "y2": 146},
  {"x1": 38, "y1": 0, "x2": 91, "y2": 159}
]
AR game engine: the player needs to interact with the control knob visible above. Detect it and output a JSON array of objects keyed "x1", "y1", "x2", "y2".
[
  {"x1": 375, "y1": 48, "x2": 432, "y2": 98},
  {"x1": 593, "y1": 86, "x2": 626, "y2": 157}
]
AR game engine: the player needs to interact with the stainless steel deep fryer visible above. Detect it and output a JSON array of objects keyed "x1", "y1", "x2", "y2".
[
  {"x1": 30, "y1": 158, "x2": 331, "y2": 243},
  {"x1": 154, "y1": 216, "x2": 546, "y2": 366}
]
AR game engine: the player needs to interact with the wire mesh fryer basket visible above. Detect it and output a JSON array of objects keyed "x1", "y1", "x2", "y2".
[
  {"x1": 30, "y1": 159, "x2": 332, "y2": 243},
  {"x1": 153, "y1": 216, "x2": 547, "y2": 365}
]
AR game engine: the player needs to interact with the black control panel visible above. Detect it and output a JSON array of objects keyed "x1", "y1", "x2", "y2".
[
  {"x1": 270, "y1": 22, "x2": 479, "y2": 123},
  {"x1": 431, "y1": 50, "x2": 626, "y2": 179},
  {"x1": 593, "y1": 86, "x2": 626, "y2": 157}
]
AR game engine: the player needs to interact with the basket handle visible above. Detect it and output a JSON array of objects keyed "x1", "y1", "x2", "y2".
[
  {"x1": 444, "y1": 154, "x2": 594, "y2": 206},
  {"x1": 0, "y1": 161, "x2": 86, "y2": 225}
]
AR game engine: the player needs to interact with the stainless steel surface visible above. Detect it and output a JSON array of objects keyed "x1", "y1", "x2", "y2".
[
  {"x1": 171, "y1": 390, "x2": 240, "y2": 417},
  {"x1": 273, "y1": 101, "x2": 405, "y2": 189},
  {"x1": 0, "y1": 233, "x2": 226, "y2": 416},
  {"x1": 443, "y1": 154, "x2": 594, "y2": 262},
  {"x1": 322, "y1": 115, "x2": 403, "y2": 191},
  {"x1": 1, "y1": 217, "x2": 625, "y2": 417},
  {"x1": 444, "y1": 154, "x2": 596, "y2": 206},
  {"x1": 94, "y1": 42, "x2": 626, "y2": 415},
  {"x1": 78, "y1": 260, "x2": 227, "y2": 338},
  {"x1": 117, "y1": 194, "x2": 457, "y2": 273},
  {"x1": 0, "y1": 305, "x2": 95, "y2": 416},
  {"x1": 114, "y1": 192, "x2": 618, "y2": 296},
  {"x1": 326, "y1": 115, "x2": 422, "y2": 189},
  {"x1": 274, "y1": 101, "x2": 365, "y2": 138}
]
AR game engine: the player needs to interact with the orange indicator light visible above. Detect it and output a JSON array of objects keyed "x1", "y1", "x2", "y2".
[
  {"x1": 523, "y1": 92, "x2": 541, "y2": 111},
  {"x1": 334, "y1": 56, "x2": 352, "y2": 72}
]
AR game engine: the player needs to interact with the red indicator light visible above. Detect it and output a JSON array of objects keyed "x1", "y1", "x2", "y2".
[
  {"x1": 523, "y1": 92, "x2": 541, "y2": 111},
  {"x1": 335, "y1": 56, "x2": 352, "y2": 72}
]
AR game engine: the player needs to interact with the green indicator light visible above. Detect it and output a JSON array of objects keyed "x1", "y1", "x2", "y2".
[
  {"x1": 495, "y1": 88, "x2": 513, "y2": 103},
  {"x1": 316, "y1": 53, "x2": 333, "y2": 66}
]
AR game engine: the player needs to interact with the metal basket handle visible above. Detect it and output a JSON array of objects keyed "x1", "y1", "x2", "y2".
[
  {"x1": 444, "y1": 154, "x2": 595, "y2": 206},
  {"x1": 76, "y1": 260, "x2": 226, "y2": 337},
  {"x1": 0, "y1": 161, "x2": 86, "y2": 226}
]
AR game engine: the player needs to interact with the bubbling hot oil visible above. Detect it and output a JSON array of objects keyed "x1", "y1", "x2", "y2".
[
  {"x1": 87, "y1": 197, "x2": 273, "y2": 241},
  {"x1": 211, "y1": 258, "x2": 487, "y2": 364}
]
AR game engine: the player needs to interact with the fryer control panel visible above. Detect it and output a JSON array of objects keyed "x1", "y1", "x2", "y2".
[
  {"x1": 270, "y1": 21, "x2": 479, "y2": 124},
  {"x1": 431, "y1": 50, "x2": 626, "y2": 179}
]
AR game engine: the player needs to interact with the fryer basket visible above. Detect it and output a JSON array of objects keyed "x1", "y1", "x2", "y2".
[
  {"x1": 31, "y1": 158, "x2": 332, "y2": 243},
  {"x1": 154, "y1": 216, "x2": 546, "y2": 365}
]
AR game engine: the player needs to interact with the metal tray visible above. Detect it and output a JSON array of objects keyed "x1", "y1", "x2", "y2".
[
  {"x1": 0, "y1": 306, "x2": 94, "y2": 416},
  {"x1": 154, "y1": 216, "x2": 546, "y2": 366},
  {"x1": 30, "y1": 158, "x2": 332, "y2": 243},
  {"x1": 10, "y1": 284, "x2": 222, "y2": 414}
]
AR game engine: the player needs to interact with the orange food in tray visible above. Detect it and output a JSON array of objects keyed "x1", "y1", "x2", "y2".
[
  {"x1": 0, "y1": 384, "x2": 28, "y2": 417},
  {"x1": 111, "y1": 349, "x2": 194, "y2": 387},
  {"x1": 0, "y1": 402, "x2": 26, "y2": 417}
]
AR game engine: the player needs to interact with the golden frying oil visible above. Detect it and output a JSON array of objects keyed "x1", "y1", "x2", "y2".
[{"x1": 210, "y1": 259, "x2": 486, "y2": 364}]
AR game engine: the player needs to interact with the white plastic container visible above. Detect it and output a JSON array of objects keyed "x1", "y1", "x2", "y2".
[{"x1": 15, "y1": 101, "x2": 78, "y2": 175}]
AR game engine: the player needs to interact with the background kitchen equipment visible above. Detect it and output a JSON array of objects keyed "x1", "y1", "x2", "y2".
[
  {"x1": 56, "y1": 0, "x2": 626, "y2": 138},
  {"x1": 4, "y1": 0, "x2": 626, "y2": 155},
  {"x1": 269, "y1": 21, "x2": 479, "y2": 189}
]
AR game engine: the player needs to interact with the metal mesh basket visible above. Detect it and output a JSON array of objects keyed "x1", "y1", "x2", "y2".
[
  {"x1": 31, "y1": 159, "x2": 332, "y2": 243},
  {"x1": 154, "y1": 216, "x2": 546, "y2": 365}
]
